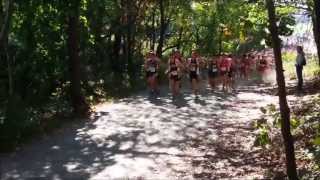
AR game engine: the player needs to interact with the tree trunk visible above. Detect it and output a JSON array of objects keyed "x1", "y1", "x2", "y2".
[
  {"x1": 6, "y1": 51, "x2": 13, "y2": 96},
  {"x1": 219, "y1": 28, "x2": 223, "y2": 55},
  {"x1": 126, "y1": 16, "x2": 133, "y2": 72},
  {"x1": 67, "y1": 2, "x2": 89, "y2": 117},
  {"x1": 151, "y1": 11, "x2": 156, "y2": 51},
  {"x1": 312, "y1": 0, "x2": 320, "y2": 65},
  {"x1": 0, "y1": 0, "x2": 13, "y2": 96},
  {"x1": 0, "y1": 0, "x2": 3, "y2": 39},
  {"x1": 265, "y1": 0, "x2": 298, "y2": 179},
  {"x1": 0, "y1": 0, "x2": 13, "y2": 44},
  {"x1": 126, "y1": 23, "x2": 134, "y2": 76},
  {"x1": 93, "y1": 6, "x2": 104, "y2": 65},
  {"x1": 125, "y1": 0, "x2": 136, "y2": 80},
  {"x1": 156, "y1": 0, "x2": 165, "y2": 57},
  {"x1": 112, "y1": 31, "x2": 122, "y2": 72}
]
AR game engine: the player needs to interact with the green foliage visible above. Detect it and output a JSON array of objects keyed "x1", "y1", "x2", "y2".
[
  {"x1": 290, "y1": 117, "x2": 301, "y2": 130},
  {"x1": 313, "y1": 137, "x2": 320, "y2": 146},
  {"x1": 0, "y1": 95, "x2": 37, "y2": 151},
  {"x1": 265, "y1": 103, "x2": 302, "y2": 130},
  {"x1": 254, "y1": 125, "x2": 271, "y2": 147},
  {"x1": 254, "y1": 103, "x2": 305, "y2": 148},
  {"x1": 282, "y1": 51, "x2": 297, "y2": 62},
  {"x1": 259, "y1": 95, "x2": 320, "y2": 177},
  {"x1": 0, "y1": 0, "x2": 300, "y2": 150}
]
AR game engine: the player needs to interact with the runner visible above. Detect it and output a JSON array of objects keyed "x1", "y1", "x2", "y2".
[
  {"x1": 219, "y1": 54, "x2": 230, "y2": 91},
  {"x1": 167, "y1": 51, "x2": 183, "y2": 98},
  {"x1": 207, "y1": 56, "x2": 219, "y2": 90},
  {"x1": 227, "y1": 55, "x2": 236, "y2": 91},
  {"x1": 187, "y1": 50, "x2": 202, "y2": 96},
  {"x1": 240, "y1": 54, "x2": 247, "y2": 79},
  {"x1": 233, "y1": 56, "x2": 241, "y2": 78},
  {"x1": 257, "y1": 55, "x2": 268, "y2": 74},
  {"x1": 247, "y1": 53, "x2": 255, "y2": 76},
  {"x1": 144, "y1": 51, "x2": 160, "y2": 95},
  {"x1": 173, "y1": 49, "x2": 186, "y2": 89},
  {"x1": 242, "y1": 54, "x2": 251, "y2": 80}
]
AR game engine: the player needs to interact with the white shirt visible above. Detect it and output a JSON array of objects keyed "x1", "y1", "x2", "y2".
[{"x1": 295, "y1": 53, "x2": 305, "y2": 66}]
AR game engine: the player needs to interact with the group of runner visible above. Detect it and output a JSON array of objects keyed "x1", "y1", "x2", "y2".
[{"x1": 144, "y1": 49, "x2": 270, "y2": 98}]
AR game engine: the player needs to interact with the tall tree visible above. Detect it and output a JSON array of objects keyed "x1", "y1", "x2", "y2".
[
  {"x1": 67, "y1": 0, "x2": 89, "y2": 116},
  {"x1": 265, "y1": 0, "x2": 298, "y2": 179},
  {"x1": 156, "y1": 0, "x2": 165, "y2": 57},
  {"x1": 312, "y1": 0, "x2": 320, "y2": 65},
  {"x1": 151, "y1": 11, "x2": 156, "y2": 50},
  {"x1": 0, "y1": 0, "x2": 14, "y2": 96},
  {"x1": 0, "y1": 0, "x2": 13, "y2": 43},
  {"x1": 125, "y1": 0, "x2": 135, "y2": 77}
]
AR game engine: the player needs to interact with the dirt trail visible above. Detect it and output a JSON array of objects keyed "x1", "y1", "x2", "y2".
[{"x1": 0, "y1": 75, "x2": 280, "y2": 180}]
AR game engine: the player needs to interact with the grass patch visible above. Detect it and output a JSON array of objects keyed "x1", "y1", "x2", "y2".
[{"x1": 282, "y1": 51, "x2": 320, "y2": 80}]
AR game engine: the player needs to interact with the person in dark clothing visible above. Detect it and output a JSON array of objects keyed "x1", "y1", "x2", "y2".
[
  {"x1": 167, "y1": 51, "x2": 184, "y2": 97},
  {"x1": 187, "y1": 50, "x2": 202, "y2": 95},
  {"x1": 295, "y1": 46, "x2": 306, "y2": 91},
  {"x1": 207, "y1": 56, "x2": 219, "y2": 89}
]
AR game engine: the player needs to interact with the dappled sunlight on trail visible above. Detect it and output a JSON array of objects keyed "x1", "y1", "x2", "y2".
[{"x1": 1, "y1": 72, "x2": 281, "y2": 179}]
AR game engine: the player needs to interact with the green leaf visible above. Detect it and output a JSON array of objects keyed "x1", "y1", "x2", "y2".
[
  {"x1": 313, "y1": 137, "x2": 320, "y2": 146},
  {"x1": 290, "y1": 118, "x2": 300, "y2": 130}
]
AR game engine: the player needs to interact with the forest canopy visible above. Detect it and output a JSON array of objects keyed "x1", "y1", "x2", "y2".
[{"x1": 0, "y1": 0, "x2": 297, "y2": 148}]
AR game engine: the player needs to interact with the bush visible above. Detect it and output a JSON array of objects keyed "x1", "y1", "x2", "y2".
[{"x1": 0, "y1": 95, "x2": 38, "y2": 152}]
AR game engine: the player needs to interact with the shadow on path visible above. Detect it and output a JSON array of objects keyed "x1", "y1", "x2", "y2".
[{"x1": 0, "y1": 75, "x2": 280, "y2": 179}]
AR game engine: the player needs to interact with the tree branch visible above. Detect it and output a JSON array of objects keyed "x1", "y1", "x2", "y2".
[{"x1": 162, "y1": 40, "x2": 189, "y2": 53}]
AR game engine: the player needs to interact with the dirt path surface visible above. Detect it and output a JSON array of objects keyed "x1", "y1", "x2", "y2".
[{"x1": 1, "y1": 76, "x2": 280, "y2": 180}]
